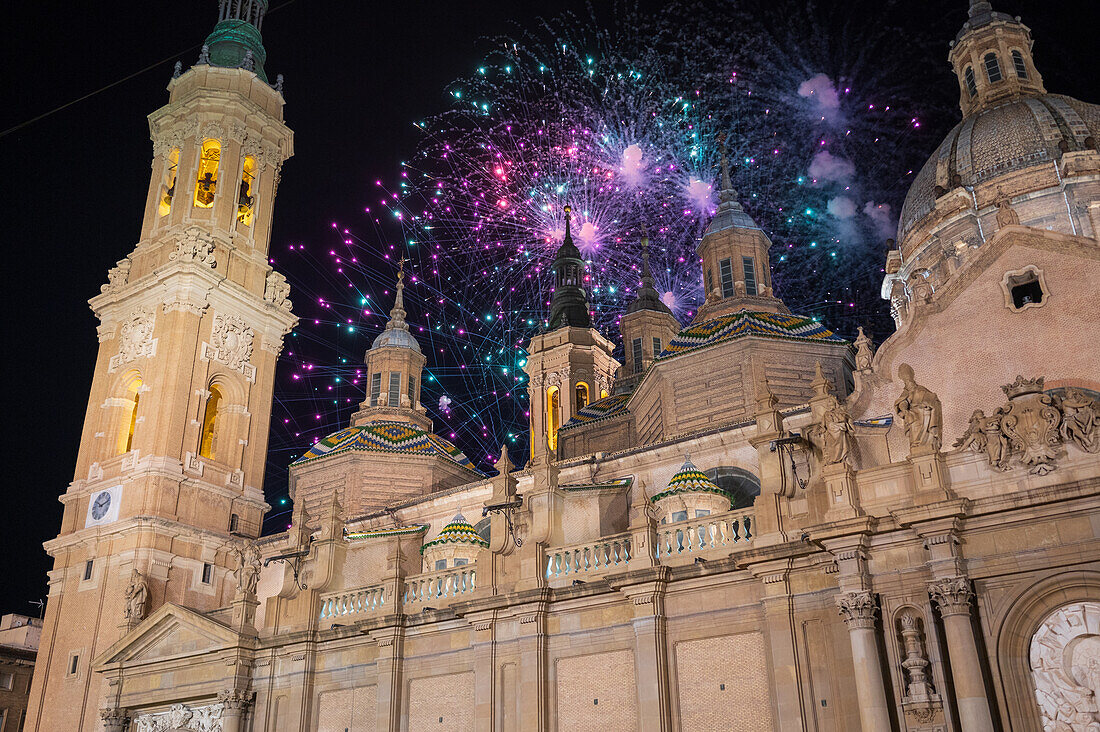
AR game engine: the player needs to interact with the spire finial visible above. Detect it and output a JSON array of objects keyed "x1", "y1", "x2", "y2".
[
  {"x1": 563, "y1": 204, "x2": 573, "y2": 243},
  {"x1": 388, "y1": 256, "x2": 408, "y2": 328},
  {"x1": 716, "y1": 133, "x2": 738, "y2": 206},
  {"x1": 640, "y1": 229, "x2": 652, "y2": 279}
]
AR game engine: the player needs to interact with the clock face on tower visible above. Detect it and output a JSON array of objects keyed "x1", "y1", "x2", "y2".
[
  {"x1": 84, "y1": 485, "x2": 121, "y2": 528},
  {"x1": 91, "y1": 491, "x2": 111, "y2": 520}
]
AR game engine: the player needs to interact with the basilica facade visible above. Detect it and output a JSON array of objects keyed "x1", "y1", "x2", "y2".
[{"x1": 25, "y1": 1, "x2": 1100, "y2": 730}]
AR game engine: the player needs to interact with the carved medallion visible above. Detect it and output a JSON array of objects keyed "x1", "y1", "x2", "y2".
[{"x1": 109, "y1": 308, "x2": 156, "y2": 372}]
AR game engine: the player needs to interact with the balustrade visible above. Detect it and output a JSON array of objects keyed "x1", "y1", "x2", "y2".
[
  {"x1": 546, "y1": 533, "x2": 632, "y2": 582},
  {"x1": 654, "y1": 511, "x2": 753, "y2": 563},
  {"x1": 404, "y1": 566, "x2": 477, "y2": 606},
  {"x1": 318, "y1": 584, "x2": 386, "y2": 621}
]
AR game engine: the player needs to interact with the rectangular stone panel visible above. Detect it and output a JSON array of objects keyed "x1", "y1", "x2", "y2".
[
  {"x1": 408, "y1": 672, "x2": 475, "y2": 732},
  {"x1": 317, "y1": 685, "x2": 376, "y2": 732},
  {"x1": 675, "y1": 632, "x2": 774, "y2": 731},
  {"x1": 556, "y1": 649, "x2": 638, "y2": 731}
]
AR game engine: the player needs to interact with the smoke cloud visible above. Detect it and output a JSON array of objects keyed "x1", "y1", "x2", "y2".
[{"x1": 809, "y1": 151, "x2": 856, "y2": 184}]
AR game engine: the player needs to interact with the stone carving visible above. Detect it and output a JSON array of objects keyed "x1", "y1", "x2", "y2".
[
  {"x1": 109, "y1": 309, "x2": 156, "y2": 371},
  {"x1": 206, "y1": 313, "x2": 255, "y2": 377},
  {"x1": 101, "y1": 259, "x2": 131, "y2": 294},
  {"x1": 123, "y1": 570, "x2": 149, "y2": 622},
  {"x1": 854, "y1": 327, "x2": 874, "y2": 371},
  {"x1": 899, "y1": 612, "x2": 936, "y2": 699},
  {"x1": 889, "y1": 279, "x2": 909, "y2": 328},
  {"x1": 231, "y1": 541, "x2": 262, "y2": 597},
  {"x1": 1030, "y1": 602, "x2": 1100, "y2": 731},
  {"x1": 171, "y1": 227, "x2": 217, "y2": 268},
  {"x1": 133, "y1": 702, "x2": 223, "y2": 732},
  {"x1": 1061, "y1": 388, "x2": 1100, "y2": 453},
  {"x1": 996, "y1": 197, "x2": 1021, "y2": 228},
  {"x1": 264, "y1": 271, "x2": 292, "y2": 309},
  {"x1": 928, "y1": 576, "x2": 973, "y2": 617},
  {"x1": 836, "y1": 590, "x2": 878, "y2": 630},
  {"x1": 100, "y1": 707, "x2": 132, "y2": 732},
  {"x1": 821, "y1": 400, "x2": 858, "y2": 467},
  {"x1": 954, "y1": 409, "x2": 1010, "y2": 470},
  {"x1": 954, "y1": 379, "x2": 1100, "y2": 475},
  {"x1": 217, "y1": 689, "x2": 254, "y2": 712},
  {"x1": 895, "y1": 364, "x2": 943, "y2": 453}
]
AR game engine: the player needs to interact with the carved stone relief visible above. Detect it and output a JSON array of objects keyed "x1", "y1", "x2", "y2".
[
  {"x1": 170, "y1": 227, "x2": 218, "y2": 269},
  {"x1": 1030, "y1": 602, "x2": 1100, "y2": 731},
  {"x1": 202, "y1": 313, "x2": 255, "y2": 381},
  {"x1": 953, "y1": 378, "x2": 1098, "y2": 475},
  {"x1": 133, "y1": 702, "x2": 223, "y2": 732},
  {"x1": 101, "y1": 259, "x2": 131, "y2": 294},
  {"x1": 109, "y1": 308, "x2": 157, "y2": 372},
  {"x1": 264, "y1": 271, "x2": 292, "y2": 309}
]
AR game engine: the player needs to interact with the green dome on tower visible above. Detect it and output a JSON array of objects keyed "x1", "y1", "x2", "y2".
[{"x1": 200, "y1": 0, "x2": 270, "y2": 82}]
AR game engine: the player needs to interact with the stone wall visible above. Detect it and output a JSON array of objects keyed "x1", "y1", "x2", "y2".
[
  {"x1": 555, "y1": 649, "x2": 638, "y2": 731},
  {"x1": 674, "y1": 632, "x2": 773, "y2": 730}
]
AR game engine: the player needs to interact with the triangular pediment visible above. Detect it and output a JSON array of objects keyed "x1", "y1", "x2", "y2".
[{"x1": 93, "y1": 603, "x2": 241, "y2": 670}]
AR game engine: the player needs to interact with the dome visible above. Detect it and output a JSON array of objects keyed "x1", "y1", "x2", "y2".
[
  {"x1": 293, "y1": 422, "x2": 483, "y2": 474},
  {"x1": 421, "y1": 513, "x2": 489, "y2": 553},
  {"x1": 371, "y1": 327, "x2": 422, "y2": 352},
  {"x1": 898, "y1": 94, "x2": 1100, "y2": 250},
  {"x1": 650, "y1": 456, "x2": 735, "y2": 508}
]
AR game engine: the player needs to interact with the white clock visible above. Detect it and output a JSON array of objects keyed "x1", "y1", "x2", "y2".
[{"x1": 85, "y1": 485, "x2": 121, "y2": 528}]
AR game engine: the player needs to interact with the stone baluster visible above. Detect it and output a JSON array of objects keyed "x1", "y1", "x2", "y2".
[
  {"x1": 928, "y1": 576, "x2": 995, "y2": 731},
  {"x1": 836, "y1": 591, "x2": 894, "y2": 731}
]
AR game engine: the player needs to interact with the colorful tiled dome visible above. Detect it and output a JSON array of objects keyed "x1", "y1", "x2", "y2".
[
  {"x1": 562, "y1": 392, "x2": 632, "y2": 429},
  {"x1": 650, "y1": 456, "x2": 734, "y2": 508},
  {"x1": 421, "y1": 513, "x2": 489, "y2": 553},
  {"x1": 293, "y1": 422, "x2": 483, "y2": 474},
  {"x1": 660, "y1": 311, "x2": 845, "y2": 360}
]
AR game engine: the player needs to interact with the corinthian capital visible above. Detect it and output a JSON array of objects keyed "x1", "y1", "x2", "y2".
[
  {"x1": 836, "y1": 590, "x2": 878, "y2": 630},
  {"x1": 928, "y1": 576, "x2": 974, "y2": 616},
  {"x1": 217, "y1": 688, "x2": 255, "y2": 711}
]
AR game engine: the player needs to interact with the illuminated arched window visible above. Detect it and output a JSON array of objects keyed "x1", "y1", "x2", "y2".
[
  {"x1": 1011, "y1": 50, "x2": 1028, "y2": 79},
  {"x1": 117, "y1": 376, "x2": 142, "y2": 454},
  {"x1": 158, "y1": 149, "x2": 179, "y2": 217},
  {"x1": 984, "y1": 53, "x2": 1002, "y2": 83},
  {"x1": 237, "y1": 155, "x2": 256, "y2": 225},
  {"x1": 600, "y1": 389, "x2": 609, "y2": 399},
  {"x1": 575, "y1": 382, "x2": 589, "y2": 411},
  {"x1": 199, "y1": 385, "x2": 223, "y2": 459},
  {"x1": 546, "y1": 386, "x2": 561, "y2": 451},
  {"x1": 193, "y1": 139, "x2": 221, "y2": 208},
  {"x1": 964, "y1": 66, "x2": 977, "y2": 97}
]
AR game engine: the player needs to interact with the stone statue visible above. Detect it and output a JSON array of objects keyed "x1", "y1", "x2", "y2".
[
  {"x1": 996, "y1": 198, "x2": 1020, "y2": 228},
  {"x1": 231, "y1": 541, "x2": 262, "y2": 597},
  {"x1": 894, "y1": 364, "x2": 943, "y2": 452},
  {"x1": 822, "y1": 400, "x2": 857, "y2": 466},
  {"x1": 854, "y1": 327, "x2": 874, "y2": 371},
  {"x1": 124, "y1": 570, "x2": 149, "y2": 622},
  {"x1": 954, "y1": 410, "x2": 988, "y2": 453},
  {"x1": 981, "y1": 409, "x2": 1011, "y2": 471},
  {"x1": 1060, "y1": 388, "x2": 1100, "y2": 453}
]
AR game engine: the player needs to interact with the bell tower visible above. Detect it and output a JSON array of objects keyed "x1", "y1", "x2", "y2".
[
  {"x1": 525, "y1": 206, "x2": 619, "y2": 461},
  {"x1": 26, "y1": 2, "x2": 295, "y2": 729},
  {"x1": 618, "y1": 233, "x2": 681, "y2": 390}
]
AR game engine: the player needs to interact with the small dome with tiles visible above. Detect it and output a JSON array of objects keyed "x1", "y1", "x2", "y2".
[
  {"x1": 650, "y1": 455, "x2": 735, "y2": 508},
  {"x1": 293, "y1": 423, "x2": 483, "y2": 475},
  {"x1": 421, "y1": 513, "x2": 489, "y2": 553}
]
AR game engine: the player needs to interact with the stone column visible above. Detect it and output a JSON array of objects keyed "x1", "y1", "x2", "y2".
[
  {"x1": 615, "y1": 568, "x2": 672, "y2": 732},
  {"x1": 836, "y1": 591, "x2": 893, "y2": 732},
  {"x1": 928, "y1": 577, "x2": 995, "y2": 732},
  {"x1": 371, "y1": 621, "x2": 407, "y2": 732},
  {"x1": 218, "y1": 689, "x2": 254, "y2": 732},
  {"x1": 99, "y1": 707, "x2": 131, "y2": 732}
]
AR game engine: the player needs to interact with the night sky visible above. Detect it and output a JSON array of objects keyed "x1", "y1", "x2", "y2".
[{"x1": 1, "y1": 1, "x2": 1094, "y2": 616}]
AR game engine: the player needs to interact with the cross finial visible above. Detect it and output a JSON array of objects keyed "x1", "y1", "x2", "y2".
[{"x1": 717, "y1": 133, "x2": 735, "y2": 200}]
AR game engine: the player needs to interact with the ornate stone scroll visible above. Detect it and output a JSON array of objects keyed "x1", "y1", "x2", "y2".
[{"x1": 109, "y1": 308, "x2": 157, "y2": 372}]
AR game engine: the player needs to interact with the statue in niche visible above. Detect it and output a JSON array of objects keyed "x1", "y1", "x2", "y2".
[
  {"x1": 894, "y1": 364, "x2": 943, "y2": 452},
  {"x1": 123, "y1": 570, "x2": 149, "y2": 622},
  {"x1": 1061, "y1": 388, "x2": 1100, "y2": 453}
]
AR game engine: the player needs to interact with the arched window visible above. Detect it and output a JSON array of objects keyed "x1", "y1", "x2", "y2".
[
  {"x1": 1011, "y1": 50, "x2": 1028, "y2": 79},
  {"x1": 600, "y1": 388, "x2": 609, "y2": 399},
  {"x1": 193, "y1": 139, "x2": 221, "y2": 208},
  {"x1": 237, "y1": 155, "x2": 256, "y2": 225},
  {"x1": 575, "y1": 382, "x2": 589, "y2": 411},
  {"x1": 964, "y1": 66, "x2": 977, "y2": 97},
  {"x1": 199, "y1": 385, "x2": 223, "y2": 459},
  {"x1": 704, "y1": 466, "x2": 761, "y2": 510},
  {"x1": 158, "y1": 149, "x2": 179, "y2": 217},
  {"x1": 117, "y1": 376, "x2": 142, "y2": 454},
  {"x1": 984, "y1": 53, "x2": 1002, "y2": 83},
  {"x1": 546, "y1": 386, "x2": 561, "y2": 451}
]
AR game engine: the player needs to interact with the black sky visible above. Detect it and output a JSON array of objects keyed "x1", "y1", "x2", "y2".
[{"x1": 0, "y1": 0, "x2": 1095, "y2": 615}]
